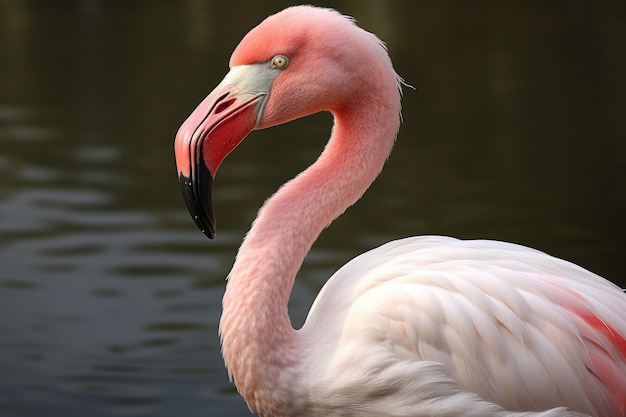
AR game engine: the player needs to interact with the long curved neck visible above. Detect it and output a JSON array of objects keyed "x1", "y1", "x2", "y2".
[{"x1": 219, "y1": 83, "x2": 400, "y2": 414}]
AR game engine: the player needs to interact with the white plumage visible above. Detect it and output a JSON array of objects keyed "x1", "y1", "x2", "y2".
[{"x1": 302, "y1": 236, "x2": 626, "y2": 416}]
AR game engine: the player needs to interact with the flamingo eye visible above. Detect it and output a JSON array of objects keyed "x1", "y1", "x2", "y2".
[{"x1": 272, "y1": 55, "x2": 289, "y2": 69}]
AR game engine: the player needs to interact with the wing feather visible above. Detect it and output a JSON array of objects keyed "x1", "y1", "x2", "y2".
[{"x1": 302, "y1": 236, "x2": 626, "y2": 415}]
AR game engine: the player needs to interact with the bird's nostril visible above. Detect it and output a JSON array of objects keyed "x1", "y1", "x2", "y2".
[{"x1": 215, "y1": 98, "x2": 236, "y2": 114}]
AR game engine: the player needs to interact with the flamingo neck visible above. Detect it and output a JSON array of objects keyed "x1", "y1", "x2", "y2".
[{"x1": 219, "y1": 87, "x2": 400, "y2": 414}]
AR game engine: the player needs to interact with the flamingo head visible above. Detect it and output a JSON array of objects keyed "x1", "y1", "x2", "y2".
[{"x1": 174, "y1": 6, "x2": 399, "y2": 238}]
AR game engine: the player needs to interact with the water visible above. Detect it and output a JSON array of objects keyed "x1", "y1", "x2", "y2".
[{"x1": 0, "y1": 1, "x2": 625, "y2": 416}]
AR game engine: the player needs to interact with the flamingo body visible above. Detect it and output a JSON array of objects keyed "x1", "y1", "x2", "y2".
[
  {"x1": 173, "y1": 6, "x2": 626, "y2": 417},
  {"x1": 303, "y1": 237, "x2": 626, "y2": 416}
]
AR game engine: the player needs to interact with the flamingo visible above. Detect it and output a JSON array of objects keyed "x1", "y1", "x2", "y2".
[{"x1": 174, "y1": 5, "x2": 626, "y2": 417}]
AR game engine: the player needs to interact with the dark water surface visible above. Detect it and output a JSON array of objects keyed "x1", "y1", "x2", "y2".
[{"x1": 1, "y1": 1, "x2": 625, "y2": 416}]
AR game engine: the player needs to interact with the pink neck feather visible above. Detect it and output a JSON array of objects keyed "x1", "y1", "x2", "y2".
[{"x1": 218, "y1": 48, "x2": 402, "y2": 416}]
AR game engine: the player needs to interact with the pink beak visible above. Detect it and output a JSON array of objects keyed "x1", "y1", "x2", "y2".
[{"x1": 174, "y1": 72, "x2": 267, "y2": 239}]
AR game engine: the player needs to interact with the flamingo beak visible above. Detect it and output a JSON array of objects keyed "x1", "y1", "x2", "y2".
[{"x1": 174, "y1": 64, "x2": 277, "y2": 238}]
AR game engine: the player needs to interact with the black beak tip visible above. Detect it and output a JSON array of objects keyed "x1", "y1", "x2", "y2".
[{"x1": 178, "y1": 172, "x2": 216, "y2": 240}]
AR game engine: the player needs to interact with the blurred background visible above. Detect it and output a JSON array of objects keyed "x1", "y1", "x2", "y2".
[{"x1": 0, "y1": 1, "x2": 624, "y2": 416}]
